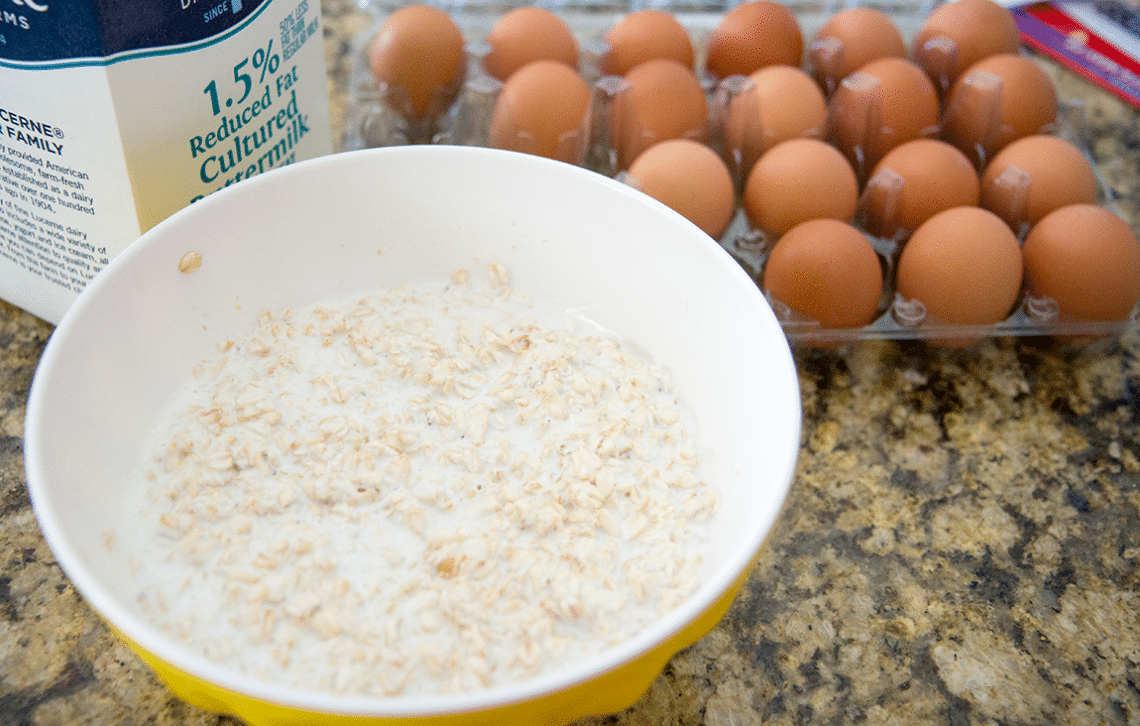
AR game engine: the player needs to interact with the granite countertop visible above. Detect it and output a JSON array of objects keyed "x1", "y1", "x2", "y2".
[{"x1": 2, "y1": 2, "x2": 1139, "y2": 724}]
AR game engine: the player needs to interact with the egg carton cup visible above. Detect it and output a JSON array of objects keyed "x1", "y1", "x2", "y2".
[{"x1": 342, "y1": 0, "x2": 1139, "y2": 347}]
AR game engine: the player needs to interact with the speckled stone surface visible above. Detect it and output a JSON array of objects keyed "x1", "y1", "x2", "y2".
[{"x1": 2, "y1": 2, "x2": 1139, "y2": 724}]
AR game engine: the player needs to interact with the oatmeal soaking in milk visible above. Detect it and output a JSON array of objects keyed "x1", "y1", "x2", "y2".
[{"x1": 124, "y1": 263, "x2": 716, "y2": 696}]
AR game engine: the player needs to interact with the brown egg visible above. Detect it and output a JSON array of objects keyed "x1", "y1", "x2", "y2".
[
  {"x1": 941, "y1": 54, "x2": 1058, "y2": 168},
  {"x1": 828, "y1": 57, "x2": 941, "y2": 182},
  {"x1": 483, "y1": 7, "x2": 578, "y2": 82},
  {"x1": 980, "y1": 135, "x2": 1099, "y2": 234},
  {"x1": 1022, "y1": 204, "x2": 1140, "y2": 322},
  {"x1": 809, "y1": 7, "x2": 906, "y2": 95},
  {"x1": 611, "y1": 59, "x2": 708, "y2": 169},
  {"x1": 489, "y1": 61, "x2": 591, "y2": 163},
  {"x1": 862, "y1": 139, "x2": 980, "y2": 239},
  {"x1": 626, "y1": 139, "x2": 735, "y2": 239},
  {"x1": 743, "y1": 138, "x2": 859, "y2": 238},
  {"x1": 896, "y1": 206, "x2": 1023, "y2": 346},
  {"x1": 368, "y1": 5, "x2": 466, "y2": 120},
  {"x1": 911, "y1": 0, "x2": 1022, "y2": 93},
  {"x1": 762, "y1": 219, "x2": 884, "y2": 330},
  {"x1": 705, "y1": 1, "x2": 803, "y2": 80},
  {"x1": 602, "y1": 10, "x2": 694, "y2": 76},
  {"x1": 724, "y1": 65, "x2": 828, "y2": 179}
]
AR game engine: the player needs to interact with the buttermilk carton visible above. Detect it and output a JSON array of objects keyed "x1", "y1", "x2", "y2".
[{"x1": 0, "y1": 0, "x2": 332, "y2": 324}]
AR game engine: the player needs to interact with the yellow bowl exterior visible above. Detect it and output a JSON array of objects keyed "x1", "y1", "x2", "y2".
[{"x1": 114, "y1": 574, "x2": 745, "y2": 726}]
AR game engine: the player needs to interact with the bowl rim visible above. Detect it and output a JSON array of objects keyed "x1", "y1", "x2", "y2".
[{"x1": 25, "y1": 145, "x2": 801, "y2": 716}]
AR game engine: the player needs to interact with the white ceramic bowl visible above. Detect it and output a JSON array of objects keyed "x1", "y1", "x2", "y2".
[{"x1": 25, "y1": 146, "x2": 800, "y2": 725}]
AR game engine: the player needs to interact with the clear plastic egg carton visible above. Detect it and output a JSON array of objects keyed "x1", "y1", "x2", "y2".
[
  {"x1": 344, "y1": 0, "x2": 935, "y2": 155},
  {"x1": 343, "y1": 0, "x2": 1140, "y2": 346},
  {"x1": 721, "y1": 97, "x2": 1133, "y2": 346}
]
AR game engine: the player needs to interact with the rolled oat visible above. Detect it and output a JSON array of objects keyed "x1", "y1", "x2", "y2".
[{"x1": 126, "y1": 263, "x2": 716, "y2": 697}]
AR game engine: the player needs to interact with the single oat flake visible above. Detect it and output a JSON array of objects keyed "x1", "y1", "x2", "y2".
[{"x1": 178, "y1": 251, "x2": 203, "y2": 274}]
